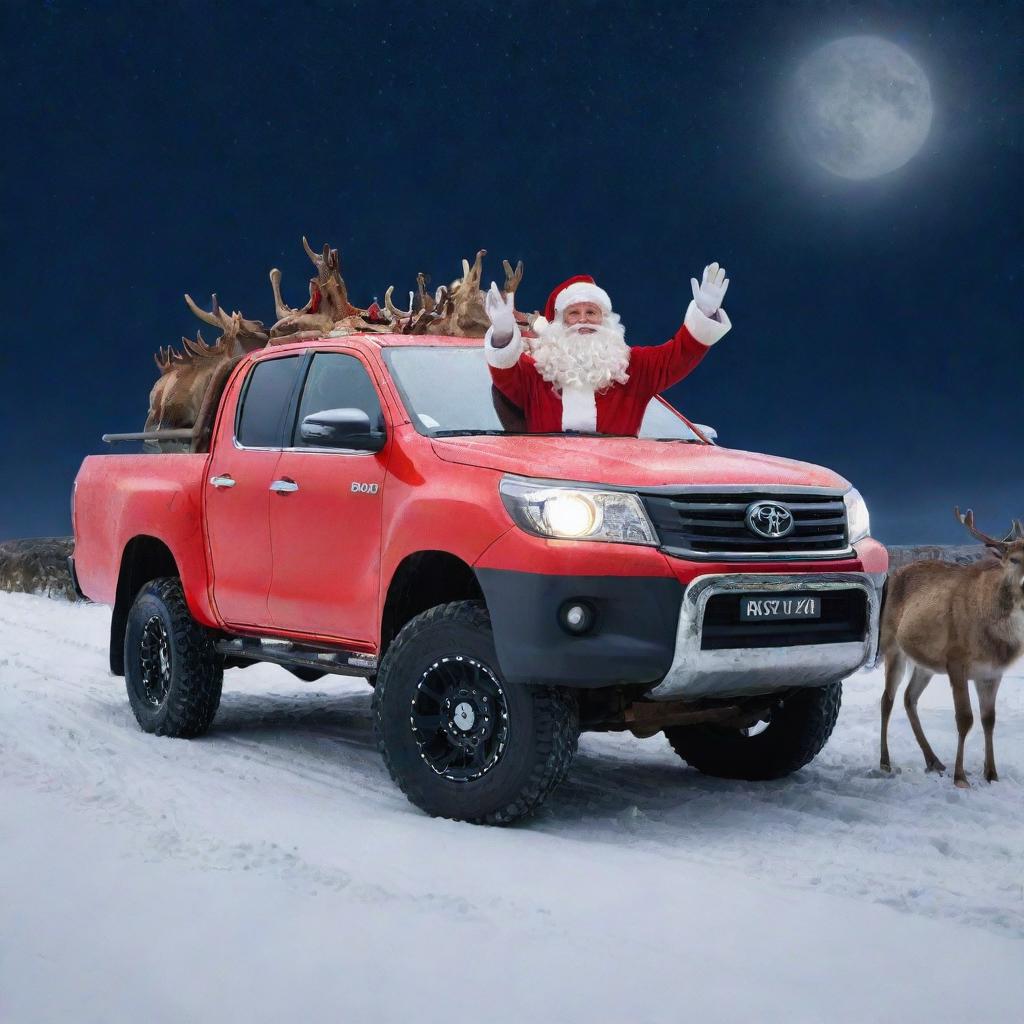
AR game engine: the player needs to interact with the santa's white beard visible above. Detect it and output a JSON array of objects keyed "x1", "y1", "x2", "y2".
[{"x1": 527, "y1": 315, "x2": 631, "y2": 392}]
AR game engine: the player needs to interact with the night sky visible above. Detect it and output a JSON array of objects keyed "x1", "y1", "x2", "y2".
[{"x1": 2, "y1": 0, "x2": 1021, "y2": 544}]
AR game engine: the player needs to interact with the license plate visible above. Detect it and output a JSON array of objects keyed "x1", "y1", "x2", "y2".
[{"x1": 739, "y1": 595, "x2": 821, "y2": 621}]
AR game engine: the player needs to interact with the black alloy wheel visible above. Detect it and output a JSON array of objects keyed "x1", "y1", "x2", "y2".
[
  {"x1": 410, "y1": 655, "x2": 510, "y2": 782},
  {"x1": 373, "y1": 601, "x2": 579, "y2": 825},
  {"x1": 138, "y1": 614, "x2": 173, "y2": 708},
  {"x1": 124, "y1": 577, "x2": 223, "y2": 738}
]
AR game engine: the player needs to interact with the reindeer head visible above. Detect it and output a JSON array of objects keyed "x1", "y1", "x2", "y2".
[
  {"x1": 269, "y1": 237, "x2": 364, "y2": 339},
  {"x1": 301, "y1": 236, "x2": 358, "y2": 321},
  {"x1": 955, "y1": 507, "x2": 1024, "y2": 597}
]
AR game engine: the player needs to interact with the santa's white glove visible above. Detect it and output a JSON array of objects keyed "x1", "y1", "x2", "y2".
[
  {"x1": 690, "y1": 262, "x2": 729, "y2": 318},
  {"x1": 484, "y1": 281, "x2": 516, "y2": 335}
]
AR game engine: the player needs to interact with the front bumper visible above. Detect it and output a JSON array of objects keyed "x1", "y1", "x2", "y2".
[
  {"x1": 646, "y1": 571, "x2": 883, "y2": 700},
  {"x1": 477, "y1": 567, "x2": 883, "y2": 697}
]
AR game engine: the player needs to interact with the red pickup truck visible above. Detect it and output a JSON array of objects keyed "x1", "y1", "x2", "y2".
[{"x1": 72, "y1": 332, "x2": 887, "y2": 824}]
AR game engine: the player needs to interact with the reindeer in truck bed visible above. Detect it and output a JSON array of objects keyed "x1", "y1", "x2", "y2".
[
  {"x1": 142, "y1": 240, "x2": 530, "y2": 446},
  {"x1": 879, "y1": 508, "x2": 1024, "y2": 787}
]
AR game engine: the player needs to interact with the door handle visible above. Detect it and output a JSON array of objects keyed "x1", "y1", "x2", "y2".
[
  {"x1": 270, "y1": 479, "x2": 299, "y2": 494},
  {"x1": 209, "y1": 475, "x2": 236, "y2": 489}
]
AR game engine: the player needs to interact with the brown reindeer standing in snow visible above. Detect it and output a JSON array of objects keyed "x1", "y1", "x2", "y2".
[{"x1": 879, "y1": 508, "x2": 1024, "y2": 787}]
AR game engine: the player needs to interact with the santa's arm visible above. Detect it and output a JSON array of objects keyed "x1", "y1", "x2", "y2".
[
  {"x1": 635, "y1": 301, "x2": 729, "y2": 394},
  {"x1": 485, "y1": 323, "x2": 529, "y2": 407},
  {"x1": 635, "y1": 262, "x2": 732, "y2": 393},
  {"x1": 483, "y1": 281, "x2": 530, "y2": 406}
]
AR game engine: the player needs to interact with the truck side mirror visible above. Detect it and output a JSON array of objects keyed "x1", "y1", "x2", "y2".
[
  {"x1": 694, "y1": 423, "x2": 718, "y2": 442},
  {"x1": 300, "y1": 408, "x2": 387, "y2": 452}
]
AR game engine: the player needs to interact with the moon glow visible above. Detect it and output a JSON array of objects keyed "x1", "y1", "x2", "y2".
[{"x1": 790, "y1": 36, "x2": 933, "y2": 180}]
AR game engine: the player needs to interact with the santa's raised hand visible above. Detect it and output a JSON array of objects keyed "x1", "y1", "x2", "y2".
[
  {"x1": 484, "y1": 281, "x2": 517, "y2": 336},
  {"x1": 690, "y1": 262, "x2": 729, "y2": 320}
]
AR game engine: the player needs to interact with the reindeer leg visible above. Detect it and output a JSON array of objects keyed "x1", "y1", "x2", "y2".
[
  {"x1": 948, "y1": 665, "x2": 973, "y2": 788},
  {"x1": 880, "y1": 650, "x2": 907, "y2": 771},
  {"x1": 904, "y1": 664, "x2": 944, "y2": 773},
  {"x1": 974, "y1": 675, "x2": 1001, "y2": 783}
]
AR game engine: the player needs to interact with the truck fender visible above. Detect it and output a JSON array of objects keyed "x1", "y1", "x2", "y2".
[{"x1": 109, "y1": 536, "x2": 179, "y2": 676}]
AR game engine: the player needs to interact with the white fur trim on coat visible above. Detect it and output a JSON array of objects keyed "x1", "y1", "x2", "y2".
[
  {"x1": 554, "y1": 282, "x2": 612, "y2": 316},
  {"x1": 683, "y1": 299, "x2": 732, "y2": 347},
  {"x1": 484, "y1": 323, "x2": 524, "y2": 369},
  {"x1": 560, "y1": 384, "x2": 597, "y2": 431}
]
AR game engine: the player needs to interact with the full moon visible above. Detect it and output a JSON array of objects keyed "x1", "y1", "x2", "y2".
[{"x1": 789, "y1": 36, "x2": 933, "y2": 180}]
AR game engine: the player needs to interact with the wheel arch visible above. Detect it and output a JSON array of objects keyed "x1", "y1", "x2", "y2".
[
  {"x1": 109, "y1": 535, "x2": 180, "y2": 676},
  {"x1": 380, "y1": 550, "x2": 486, "y2": 660}
]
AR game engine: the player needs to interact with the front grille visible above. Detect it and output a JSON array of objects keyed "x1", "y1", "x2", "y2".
[
  {"x1": 641, "y1": 491, "x2": 850, "y2": 558},
  {"x1": 700, "y1": 589, "x2": 867, "y2": 650}
]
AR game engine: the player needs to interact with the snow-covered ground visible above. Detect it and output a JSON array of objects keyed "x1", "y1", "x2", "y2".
[{"x1": 2, "y1": 591, "x2": 1022, "y2": 1023}]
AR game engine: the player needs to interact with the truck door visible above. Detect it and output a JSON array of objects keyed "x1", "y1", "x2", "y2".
[
  {"x1": 205, "y1": 353, "x2": 303, "y2": 629},
  {"x1": 267, "y1": 350, "x2": 388, "y2": 644}
]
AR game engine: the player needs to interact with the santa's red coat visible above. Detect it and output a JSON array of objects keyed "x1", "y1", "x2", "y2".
[{"x1": 485, "y1": 299, "x2": 730, "y2": 435}]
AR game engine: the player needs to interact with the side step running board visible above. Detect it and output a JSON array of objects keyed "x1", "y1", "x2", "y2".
[{"x1": 215, "y1": 637, "x2": 378, "y2": 677}]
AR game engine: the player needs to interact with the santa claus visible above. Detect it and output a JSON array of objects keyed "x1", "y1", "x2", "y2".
[{"x1": 482, "y1": 263, "x2": 730, "y2": 435}]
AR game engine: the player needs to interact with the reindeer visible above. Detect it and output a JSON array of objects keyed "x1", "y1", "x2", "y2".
[
  {"x1": 269, "y1": 236, "x2": 365, "y2": 338},
  {"x1": 879, "y1": 508, "x2": 1024, "y2": 787},
  {"x1": 148, "y1": 241, "x2": 530, "y2": 438},
  {"x1": 144, "y1": 324, "x2": 242, "y2": 447}
]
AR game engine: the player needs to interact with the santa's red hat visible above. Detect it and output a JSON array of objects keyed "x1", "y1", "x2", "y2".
[{"x1": 533, "y1": 275, "x2": 612, "y2": 333}]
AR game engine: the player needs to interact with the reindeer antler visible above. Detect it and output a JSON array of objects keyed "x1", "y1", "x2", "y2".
[
  {"x1": 502, "y1": 259, "x2": 524, "y2": 296},
  {"x1": 459, "y1": 249, "x2": 486, "y2": 292},
  {"x1": 182, "y1": 330, "x2": 213, "y2": 359},
  {"x1": 416, "y1": 272, "x2": 434, "y2": 314},
  {"x1": 154, "y1": 344, "x2": 184, "y2": 374},
  {"x1": 184, "y1": 293, "x2": 226, "y2": 330},
  {"x1": 384, "y1": 285, "x2": 413, "y2": 320},
  {"x1": 302, "y1": 236, "x2": 344, "y2": 283},
  {"x1": 954, "y1": 506, "x2": 1008, "y2": 549},
  {"x1": 185, "y1": 292, "x2": 268, "y2": 353}
]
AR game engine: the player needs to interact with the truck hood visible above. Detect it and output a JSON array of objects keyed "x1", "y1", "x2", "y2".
[{"x1": 430, "y1": 436, "x2": 851, "y2": 491}]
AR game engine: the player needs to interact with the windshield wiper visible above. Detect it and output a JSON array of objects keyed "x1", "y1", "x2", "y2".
[
  {"x1": 431, "y1": 429, "x2": 635, "y2": 438},
  {"x1": 431, "y1": 429, "x2": 511, "y2": 437},
  {"x1": 509, "y1": 430, "x2": 637, "y2": 439}
]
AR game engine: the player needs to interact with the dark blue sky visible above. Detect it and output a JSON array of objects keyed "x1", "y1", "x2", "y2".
[{"x1": 1, "y1": 0, "x2": 1021, "y2": 544}]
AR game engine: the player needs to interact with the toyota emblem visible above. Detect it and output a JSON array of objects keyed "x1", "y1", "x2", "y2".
[{"x1": 745, "y1": 501, "x2": 795, "y2": 539}]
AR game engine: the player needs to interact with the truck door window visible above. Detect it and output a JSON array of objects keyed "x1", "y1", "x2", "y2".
[
  {"x1": 236, "y1": 355, "x2": 302, "y2": 448},
  {"x1": 292, "y1": 353, "x2": 385, "y2": 447}
]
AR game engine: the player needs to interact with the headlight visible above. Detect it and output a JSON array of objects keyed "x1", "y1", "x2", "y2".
[
  {"x1": 844, "y1": 487, "x2": 871, "y2": 545},
  {"x1": 500, "y1": 476, "x2": 658, "y2": 545}
]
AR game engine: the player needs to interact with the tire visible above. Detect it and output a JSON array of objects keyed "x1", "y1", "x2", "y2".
[
  {"x1": 664, "y1": 682, "x2": 842, "y2": 781},
  {"x1": 123, "y1": 577, "x2": 223, "y2": 738},
  {"x1": 373, "y1": 601, "x2": 579, "y2": 825}
]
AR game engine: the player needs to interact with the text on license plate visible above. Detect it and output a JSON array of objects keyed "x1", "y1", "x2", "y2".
[{"x1": 740, "y1": 595, "x2": 821, "y2": 620}]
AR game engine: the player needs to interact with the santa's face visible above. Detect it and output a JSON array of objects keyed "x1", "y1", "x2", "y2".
[
  {"x1": 528, "y1": 306, "x2": 631, "y2": 392},
  {"x1": 562, "y1": 301, "x2": 604, "y2": 334}
]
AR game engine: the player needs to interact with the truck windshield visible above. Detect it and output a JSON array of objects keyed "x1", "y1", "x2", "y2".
[{"x1": 382, "y1": 345, "x2": 707, "y2": 441}]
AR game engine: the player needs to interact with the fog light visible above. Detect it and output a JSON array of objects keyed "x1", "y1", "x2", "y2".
[{"x1": 559, "y1": 600, "x2": 595, "y2": 635}]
